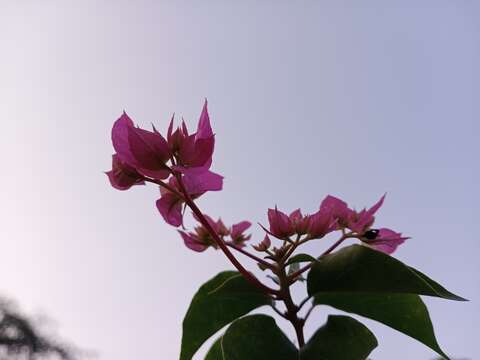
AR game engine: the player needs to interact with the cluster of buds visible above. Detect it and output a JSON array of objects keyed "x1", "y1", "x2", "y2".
[
  {"x1": 179, "y1": 214, "x2": 252, "y2": 252},
  {"x1": 259, "y1": 194, "x2": 408, "y2": 255},
  {"x1": 106, "y1": 101, "x2": 407, "y2": 257}
]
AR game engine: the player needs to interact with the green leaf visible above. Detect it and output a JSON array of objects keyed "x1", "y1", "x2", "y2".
[
  {"x1": 180, "y1": 271, "x2": 272, "y2": 360},
  {"x1": 407, "y1": 267, "x2": 466, "y2": 301},
  {"x1": 286, "y1": 253, "x2": 316, "y2": 266},
  {"x1": 300, "y1": 315, "x2": 377, "y2": 360},
  {"x1": 205, "y1": 337, "x2": 223, "y2": 360},
  {"x1": 221, "y1": 315, "x2": 298, "y2": 360},
  {"x1": 306, "y1": 245, "x2": 466, "y2": 359},
  {"x1": 307, "y1": 244, "x2": 466, "y2": 301},
  {"x1": 314, "y1": 293, "x2": 450, "y2": 359}
]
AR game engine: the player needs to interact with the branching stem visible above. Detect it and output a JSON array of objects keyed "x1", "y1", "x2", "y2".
[
  {"x1": 174, "y1": 173, "x2": 279, "y2": 296},
  {"x1": 287, "y1": 233, "x2": 356, "y2": 283},
  {"x1": 142, "y1": 177, "x2": 184, "y2": 198},
  {"x1": 226, "y1": 243, "x2": 275, "y2": 270},
  {"x1": 276, "y1": 264, "x2": 305, "y2": 347},
  {"x1": 144, "y1": 173, "x2": 360, "y2": 349}
]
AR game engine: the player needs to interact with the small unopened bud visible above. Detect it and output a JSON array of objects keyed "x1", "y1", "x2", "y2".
[{"x1": 253, "y1": 235, "x2": 271, "y2": 252}]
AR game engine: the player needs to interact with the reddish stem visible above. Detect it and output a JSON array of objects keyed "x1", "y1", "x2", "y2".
[
  {"x1": 142, "y1": 177, "x2": 184, "y2": 199},
  {"x1": 276, "y1": 264, "x2": 305, "y2": 347},
  {"x1": 226, "y1": 243, "x2": 275, "y2": 270},
  {"x1": 174, "y1": 174, "x2": 278, "y2": 296},
  {"x1": 287, "y1": 233, "x2": 355, "y2": 282}
]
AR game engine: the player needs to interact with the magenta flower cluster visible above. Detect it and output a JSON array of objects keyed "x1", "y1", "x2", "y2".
[{"x1": 106, "y1": 101, "x2": 407, "y2": 258}]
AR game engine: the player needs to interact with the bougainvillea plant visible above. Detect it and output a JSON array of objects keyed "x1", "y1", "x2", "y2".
[{"x1": 106, "y1": 101, "x2": 466, "y2": 360}]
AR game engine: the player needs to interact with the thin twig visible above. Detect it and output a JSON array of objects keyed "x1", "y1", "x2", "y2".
[
  {"x1": 175, "y1": 173, "x2": 279, "y2": 295},
  {"x1": 270, "y1": 303, "x2": 288, "y2": 320},
  {"x1": 303, "y1": 303, "x2": 316, "y2": 322},
  {"x1": 142, "y1": 177, "x2": 184, "y2": 199},
  {"x1": 287, "y1": 233, "x2": 356, "y2": 283},
  {"x1": 298, "y1": 295, "x2": 313, "y2": 311},
  {"x1": 226, "y1": 243, "x2": 275, "y2": 270}
]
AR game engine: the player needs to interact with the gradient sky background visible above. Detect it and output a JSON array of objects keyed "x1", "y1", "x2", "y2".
[{"x1": 1, "y1": 1, "x2": 478, "y2": 359}]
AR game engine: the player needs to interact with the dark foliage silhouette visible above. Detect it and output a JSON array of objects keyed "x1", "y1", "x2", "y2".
[{"x1": 0, "y1": 299, "x2": 77, "y2": 360}]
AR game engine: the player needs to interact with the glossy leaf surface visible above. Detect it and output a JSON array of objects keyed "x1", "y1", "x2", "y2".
[
  {"x1": 300, "y1": 315, "x2": 377, "y2": 360},
  {"x1": 181, "y1": 271, "x2": 271, "y2": 360}
]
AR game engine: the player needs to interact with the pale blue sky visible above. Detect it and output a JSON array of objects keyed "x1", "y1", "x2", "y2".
[{"x1": 1, "y1": 1, "x2": 478, "y2": 359}]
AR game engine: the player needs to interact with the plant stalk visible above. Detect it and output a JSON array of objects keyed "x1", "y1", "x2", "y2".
[
  {"x1": 277, "y1": 261, "x2": 305, "y2": 347},
  {"x1": 174, "y1": 173, "x2": 279, "y2": 296}
]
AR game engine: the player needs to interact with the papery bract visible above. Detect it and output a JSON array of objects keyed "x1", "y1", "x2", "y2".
[
  {"x1": 192, "y1": 213, "x2": 220, "y2": 233},
  {"x1": 320, "y1": 195, "x2": 352, "y2": 228},
  {"x1": 171, "y1": 101, "x2": 215, "y2": 175},
  {"x1": 320, "y1": 194, "x2": 385, "y2": 233},
  {"x1": 111, "y1": 112, "x2": 137, "y2": 166},
  {"x1": 111, "y1": 112, "x2": 171, "y2": 180},
  {"x1": 268, "y1": 207, "x2": 295, "y2": 238},
  {"x1": 178, "y1": 213, "x2": 225, "y2": 252},
  {"x1": 167, "y1": 116, "x2": 188, "y2": 153},
  {"x1": 348, "y1": 195, "x2": 385, "y2": 233},
  {"x1": 289, "y1": 209, "x2": 310, "y2": 235},
  {"x1": 156, "y1": 172, "x2": 223, "y2": 227},
  {"x1": 178, "y1": 231, "x2": 209, "y2": 252},
  {"x1": 182, "y1": 170, "x2": 223, "y2": 194},
  {"x1": 362, "y1": 228, "x2": 409, "y2": 254},
  {"x1": 106, "y1": 154, "x2": 145, "y2": 190},
  {"x1": 156, "y1": 177, "x2": 184, "y2": 227},
  {"x1": 216, "y1": 218, "x2": 230, "y2": 237},
  {"x1": 253, "y1": 235, "x2": 271, "y2": 252},
  {"x1": 229, "y1": 221, "x2": 252, "y2": 247},
  {"x1": 306, "y1": 208, "x2": 336, "y2": 239},
  {"x1": 127, "y1": 126, "x2": 170, "y2": 179}
]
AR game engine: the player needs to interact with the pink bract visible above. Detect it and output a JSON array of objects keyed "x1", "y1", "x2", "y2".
[
  {"x1": 363, "y1": 228, "x2": 409, "y2": 254},
  {"x1": 230, "y1": 221, "x2": 252, "y2": 247},
  {"x1": 178, "y1": 231, "x2": 209, "y2": 252},
  {"x1": 348, "y1": 195, "x2": 385, "y2": 233},
  {"x1": 111, "y1": 112, "x2": 170, "y2": 180},
  {"x1": 182, "y1": 170, "x2": 223, "y2": 194},
  {"x1": 268, "y1": 207, "x2": 295, "y2": 238},
  {"x1": 106, "y1": 154, "x2": 145, "y2": 190},
  {"x1": 320, "y1": 194, "x2": 386, "y2": 234},
  {"x1": 170, "y1": 100, "x2": 215, "y2": 175},
  {"x1": 306, "y1": 208, "x2": 336, "y2": 239},
  {"x1": 320, "y1": 195, "x2": 351, "y2": 228},
  {"x1": 289, "y1": 209, "x2": 310, "y2": 235},
  {"x1": 253, "y1": 235, "x2": 271, "y2": 252},
  {"x1": 156, "y1": 192, "x2": 183, "y2": 227},
  {"x1": 156, "y1": 171, "x2": 223, "y2": 227}
]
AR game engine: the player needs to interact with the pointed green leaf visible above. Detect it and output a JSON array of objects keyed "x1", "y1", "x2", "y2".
[
  {"x1": 407, "y1": 267, "x2": 466, "y2": 301},
  {"x1": 300, "y1": 315, "x2": 377, "y2": 360},
  {"x1": 306, "y1": 245, "x2": 465, "y2": 359},
  {"x1": 307, "y1": 244, "x2": 466, "y2": 301},
  {"x1": 221, "y1": 315, "x2": 298, "y2": 360},
  {"x1": 286, "y1": 253, "x2": 316, "y2": 266},
  {"x1": 314, "y1": 293, "x2": 450, "y2": 359},
  {"x1": 180, "y1": 271, "x2": 272, "y2": 360},
  {"x1": 205, "y1": 337, "x2": 224, "y2": 360}
]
